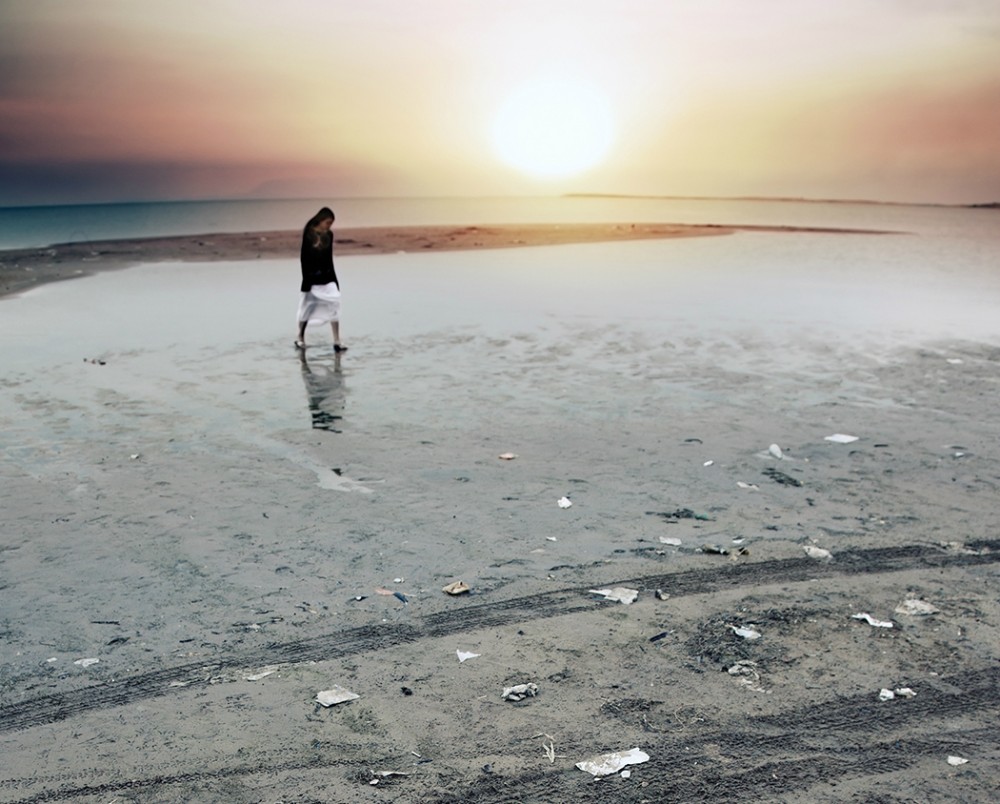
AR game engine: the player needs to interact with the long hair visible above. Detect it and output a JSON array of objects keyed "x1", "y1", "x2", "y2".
[{"x1": 303, "y1": 207, "x2": 335, "y2": 248}]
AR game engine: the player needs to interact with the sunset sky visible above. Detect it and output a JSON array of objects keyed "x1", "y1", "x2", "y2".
[{"x1": 2, "y1": 0, "x2": 999, "y2": 207}]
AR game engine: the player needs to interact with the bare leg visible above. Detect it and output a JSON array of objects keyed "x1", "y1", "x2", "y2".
[
  {"x1": 295, "y1": 320, "x2": 307, "y2": 348},
  {"x1": 331, "y1": 321, "x2": 346, "y2": 352}
]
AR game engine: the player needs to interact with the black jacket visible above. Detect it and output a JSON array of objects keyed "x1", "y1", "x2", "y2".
[{"x1": 300, "y1": 231, "x2": 339, "y2": 292}]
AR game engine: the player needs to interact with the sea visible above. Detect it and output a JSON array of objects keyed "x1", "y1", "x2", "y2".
[{"x1": 0, "y1": 195, "x2": 997, "y2": 251}]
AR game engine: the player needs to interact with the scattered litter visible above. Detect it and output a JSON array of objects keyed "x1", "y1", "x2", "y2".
[
  {"x1": 374, "y1": 587, "x2": 394, "y2": 596},
  {"x1": 727, "y1": 660, "x2": 759, "y2": 677},
  {"x1": 589, "y1": 587, "x2": 639, "y2": 605},
  {"x1": 659, "y1": 536, "x2": 683, "y2": 546},
  {"x1": 894, "y1": 599, "x2": 939, "y2": 616},
  {"x1": 539, "y1": 734, "x2": 559, "y2": 763},
  {"x1": 825, "y1": 433, "x2": 859, "y2": 444},
  {"x1": 768, "y1": 443, "x2": 784, "y2": 459},
  {"x1": 575, "y1": 747, "x2": 650, "y2": 777},
  {"x1": 393, "y1": 577, "x2": 404, "y2": 583},
  {"x1": 763, "y1": 467, "x2": 802, "y2": 487},
  {"x1": 393, "y1": 591, "x2": 409, "y2": 604},
  {"x1": 655, "y1": 589, "x2": 670, "y2": 601},
  {"x1": 557, "y1": 497, "x2": 573, "y2": 509},
  {"x1": 316, "y1": 685, "x2": 359, "y2": 706},
  {"x1": 350, "y1": 595, "x2": 367, "y2": 602},
  {"x1": 703, "y1": 460, "x2": 714, "y2": 466},
  {"x1": 73, "y1": 658, "x2": 99, "y2": 668},
  {"x1": 245, "y1": 666, "x2": 279, "y2": 681},
  {"x1": 803, "y1": 545, "x2": 833, "y2": 560},
  {"x1": 498, "y1": 452, "x2": 518, "y2": 460},
  {"x1": 736, "y1": 481, "x2": 759, "y2": 490},
  {"x1": 946, "y1": 358, "x2": 964, "y2": 365},
  {"x1": 730, "y1": 625, "x2": 762, "y2": 640},
  {"x1": 947, "y1": 755, "x2": 969, "y2": 766},
  {"x1": 878, "y1": 687, "x2": 916, "y2": 702},
  {"x1": 501, "y1": 683, "x2": 538, "y2": 702},
  {"x1": 442, "y1": 581, "x2": 470, "y2": 596},
  {"x1": 456, "y1": 650, "x2": 480, "y2": 663},
  {"x1": 953, "y1": 451, "x2": 965, "y2": 458},
  {"x1": 852, "y1": 612, "x2": 894, "y2": 628},
  {"x1": 649, "y1": 631, "x2": 669, "y2": 643},
  {"x1": 701, "y1": 544, "x2": 729, "y2": 555},
  {"x1": 46, "y1": 657, "x2": 58, "y2": 663},
  {"x1": 129, "y1": 453, "x2": 140, "y2": 460},
  {"x1": 369, "y1": 770, "x2": 410, "y2": 785},
  {"x1": 546, "y1": 536, "x2": 558, "y2": 541},
  {"x1": 84, "y1": 357, "x2": 107, "y2": 365},
  {"x1": 621, "y1": 770, "x2": 632, "y2": 778}
]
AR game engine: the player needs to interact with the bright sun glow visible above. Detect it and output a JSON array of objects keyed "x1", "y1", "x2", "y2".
[{"x1": 491, "y1": 78, "x2": 615, "y2": 179}]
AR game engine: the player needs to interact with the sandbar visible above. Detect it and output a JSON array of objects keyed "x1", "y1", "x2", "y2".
[{"x1": 0, "y1": 220, "x2": 893, "y2": 299}]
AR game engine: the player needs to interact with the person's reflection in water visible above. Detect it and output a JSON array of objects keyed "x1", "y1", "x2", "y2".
[{"x1": 298, "y1": 350, "x2": 346, "y2": 432}]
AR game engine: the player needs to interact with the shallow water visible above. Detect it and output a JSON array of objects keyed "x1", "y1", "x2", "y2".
[{"x1": 1, "y1": 229, "x2": 998, "y2": 490}]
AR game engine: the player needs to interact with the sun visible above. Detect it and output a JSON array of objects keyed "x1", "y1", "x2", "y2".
[{"x1": 491, "y1": 78, "x2": 615, "y2": 179}]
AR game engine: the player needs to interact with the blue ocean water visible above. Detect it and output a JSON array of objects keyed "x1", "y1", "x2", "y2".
[{"x1": 1, "y1": 195, "x2": 996, "y2": 251}]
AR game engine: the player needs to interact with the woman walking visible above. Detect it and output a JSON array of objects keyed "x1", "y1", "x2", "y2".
[{"x1": 295, "y1": 206, "x2": 346, "y2": 352}]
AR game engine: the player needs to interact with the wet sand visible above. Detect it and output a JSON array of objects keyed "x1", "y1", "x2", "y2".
[{"x1": 0, "y1": 226, "x2": 998, "y2": 803}]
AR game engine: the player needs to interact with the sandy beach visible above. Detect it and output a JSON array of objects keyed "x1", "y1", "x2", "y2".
[{"x1": 1, "y1": 221, "x2": 999, "y2": 803}]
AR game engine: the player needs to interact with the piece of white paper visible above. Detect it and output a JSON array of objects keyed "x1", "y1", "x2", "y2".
[
  {"x1": 852, "y1": 612, "x2": 894, "y2": 628},
  {"x1": 557, "y1": 496, "x2": 573, "y2": 508},
  {"x1": 576, "y1": 747, "x2": 650, "y2": 777},
  {"x1": 731, "y1": 625, "x2": 762, "y2": 640},
  {"x1": 825, "y1": 433, "x2": 859, "y2": 444},
  {"x1": 589, "y1": 587, "x2": 639, "y2": 605},
  {"x1": 456, "y1": 650, "x2": 480, "y2": 663},
  {"x1": 316, "y1": 685, "x2": 359, "y2": 706}
]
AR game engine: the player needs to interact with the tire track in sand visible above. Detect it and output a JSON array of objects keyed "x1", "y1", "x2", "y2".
[{"x1": 0, "y1": 539, "x2": 997, "y2": 736}]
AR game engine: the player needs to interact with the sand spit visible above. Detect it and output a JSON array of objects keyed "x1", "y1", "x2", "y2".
[{"x1": 0, "y1": 220, "x2": 894, "y2": 300}]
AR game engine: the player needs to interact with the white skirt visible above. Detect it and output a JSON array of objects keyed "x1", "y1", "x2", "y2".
[{"x1": 297, "y1": 282, "x2": 341, "y2": 324}]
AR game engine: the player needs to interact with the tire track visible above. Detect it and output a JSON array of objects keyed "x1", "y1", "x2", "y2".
[
  {"x1": 4, "y1": 667, "x2": 997, "y2": 803},
  {"x1": 1, "y1": 539, "x2": 997, "y2": 735},
  {"x1": 434, "y1": 666, "x2": 1000, "y2": 803}
]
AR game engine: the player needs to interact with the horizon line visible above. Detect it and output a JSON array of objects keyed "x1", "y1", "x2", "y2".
[{"x1": 1, "y1": 193, "x2": 997, "y2": 213}]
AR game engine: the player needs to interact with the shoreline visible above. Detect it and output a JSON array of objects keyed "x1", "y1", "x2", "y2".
[{"x1": 0, "y1": 221, "x2": 896, "y2": 300}]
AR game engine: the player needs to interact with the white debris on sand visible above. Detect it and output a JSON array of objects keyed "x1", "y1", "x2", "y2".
[{"x1": 575, "y1": 747, "x2": 650, "y2": 777}]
